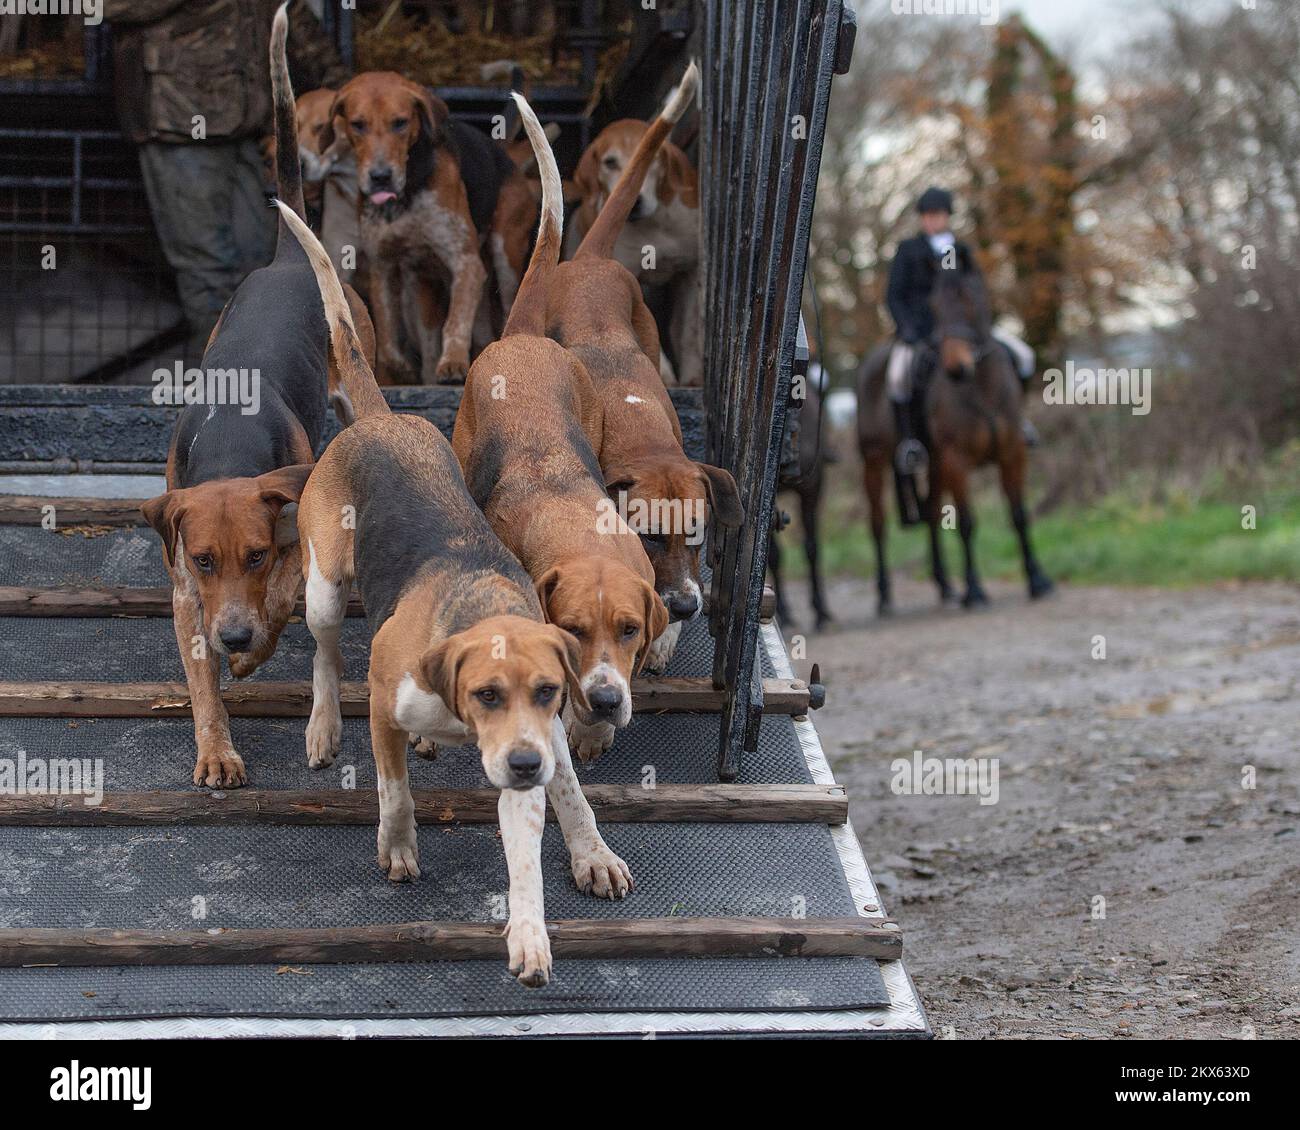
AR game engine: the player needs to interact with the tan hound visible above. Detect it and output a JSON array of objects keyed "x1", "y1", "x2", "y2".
[
  {"x1": 322, "y1": 71, "x2": 537, "y2": 385},
  {"x1": 279, "y1": 195, "x2": 630, "y2": 989},
  {"x1": 452, "y1": 93, "x2": 669, "y2": 764},
  {"x1": 567, "y1": 107, "x2": 702, "y2": 386},
  {"x1": 547, "y1": 63, "x2": 743, "y2": 671}
]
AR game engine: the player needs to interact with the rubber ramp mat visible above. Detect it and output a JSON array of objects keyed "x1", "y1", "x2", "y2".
[
  {"x1": 0, "y1": 606, "x2": 771, "y2": 684},
  {"x1": 0, "y1": 526, "x2": 163, "y2": 588},
  {"x1": 0, "y1": 712, "x2": 811, "y2": 788},
  {"x1": 0, "y1": 822, "x2": 888, "y2": 1018},
  {"x1": 0, "y1": 956, "x2": 889, "y2": 1021}
]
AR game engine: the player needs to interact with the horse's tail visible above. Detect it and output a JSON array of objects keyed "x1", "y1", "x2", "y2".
[
  {"x1": 272, "y1": 198, "x2": 390, "y2": 421},
  {"x1": 502, "y1": 91, "x2": 562, "y2": 337},
  {"x1": 575, "y1": 60, "x2": 699, "y2": 261}
]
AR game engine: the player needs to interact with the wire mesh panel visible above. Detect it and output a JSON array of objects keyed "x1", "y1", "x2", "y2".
[
  {"x1": 0, "y1": 126, "x2": 193, "y2": 385},
  {"x1": 0, "y1": 18, "x2": 198, "y2": 385},
  {"x1": 701, "y1": 0, "x2": 850, "y2": 779}
]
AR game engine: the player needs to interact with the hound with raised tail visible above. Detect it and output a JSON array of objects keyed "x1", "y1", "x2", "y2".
[
  {"x1": 452, "y1": 93, "x2": 669, "y2": 765},
  {"x1": 546, "y1": 62, "x2": 743, "y2": 672},
  {"x1": 566, "y1": 86, "x2": 703, "y2": 386},
  {"x1": 280, "y1": 200, "x2": 631, "y2": 989},
  {"x1": 139, "y1": 3, "x2": 375, "y2": 789}
]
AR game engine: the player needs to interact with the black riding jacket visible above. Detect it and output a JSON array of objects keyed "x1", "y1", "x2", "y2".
[{"x1": 886, "y1": 233, "x2": 976, "y2": 344}]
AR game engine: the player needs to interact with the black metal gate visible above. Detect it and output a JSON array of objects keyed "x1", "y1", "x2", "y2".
[{"x1": 700, "y1": 0, "x2": 854, "y2": 779}]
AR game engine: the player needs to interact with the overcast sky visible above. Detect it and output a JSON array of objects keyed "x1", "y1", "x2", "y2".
[
  {"x1": 1008, "y1": 0, "x2": 1231, "y2": 58},
  {"x1": 868, "y1": 0, "x2": 1240, "y2": 66}
]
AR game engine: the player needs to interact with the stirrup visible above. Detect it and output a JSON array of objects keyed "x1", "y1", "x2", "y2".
[
  {"x1": 895, "y1": 437, "x2": 928, "y2": 475},
  {"x1": 1021, "y1": 419, "x2": 1040, "y2": 448}
]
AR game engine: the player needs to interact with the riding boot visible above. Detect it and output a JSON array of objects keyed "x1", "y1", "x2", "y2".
[
  {"x1": 1016, "y1": 374, "x2": 1041, "y2": 447},
  {"x1": 892, "y1": 400, "x2": 927, "y2": 475},
  {"x1": 891, "y1": 400, "x2": 925, "y2": 528}
]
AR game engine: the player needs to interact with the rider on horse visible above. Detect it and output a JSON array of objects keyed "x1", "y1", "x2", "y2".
[{"x1": 885, "y1": 187, "x2": 1036, "y2": 473}]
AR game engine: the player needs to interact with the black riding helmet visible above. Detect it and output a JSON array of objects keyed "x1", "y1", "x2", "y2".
[{"x1": 916, "y1": 186, "x2": 954, "y2": 215}]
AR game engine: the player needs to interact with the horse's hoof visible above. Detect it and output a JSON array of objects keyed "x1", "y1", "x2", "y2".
[
  {"x1": 938, "y1": 588, "x2": 959, "y2": 607},
  {"x1": 877, "y1": 600, "x2": 894, "y2": 619},
  {"x1": 814, "y1": 614, "x2": 833, "y2": 632},
  {"x1": 1029, "y1": 574, "x2": 1055, "y2": 599},
  {"x1": 962, "y1": 589, "x2": 989, "y2": 609}
]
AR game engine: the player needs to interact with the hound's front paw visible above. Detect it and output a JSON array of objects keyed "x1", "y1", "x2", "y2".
[
  {"x1": 407, "y1": 733, "x2": 437, "y2": 760},
  {"x1": 228, "y1": 652, "x2": 260, "y2": 679},
  {"x1": 571, "y1": 842, "x2": 633, "y2": 900},
  {"x1": 434, "y1": 352, "x2": 468, "y2": 385},
  {"x1": 379, "y1": 350, "x2": 413, "y2": 384},
  {"x1": 377, "y1": 820, "x2": 420, "y2": 882},
  {"x1": 193, "y1": 747, "x2": 247, "y2": 789},
  {"x1": 505, "y1": 916, "x2": 552, "y2": 988},
  {"x1": 567, "y1": 717, "x2": 616, "y2": 764},
  {"x1": 642, "y1": 622, "x2": 682, "y2": 674},
  {"x1": 305, "y1": 707, "x2": 340, "y2": 769}
]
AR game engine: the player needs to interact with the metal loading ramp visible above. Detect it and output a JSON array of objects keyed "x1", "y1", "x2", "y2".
[{"x1": 0, "y1": 500, "x2": 926, "y2": 1038}]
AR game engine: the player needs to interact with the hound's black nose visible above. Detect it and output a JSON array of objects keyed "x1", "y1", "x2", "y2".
[
  {"x1": 629, "y1": 197, "x2": 645, "y2": 222},
  {"x1": 219, "y1": 627, "x2": 254, "y2": 653},
  {"x1": 507, "y1": 749, "x2": 543, "y2": 781},
  {"x1": 587, "y1": 684, "x2": 623, "y2": 716},
  {"x1": 368, "y1": 167, "x2": 394, "y2": 190},
  {"x1": 667, "y1": 593, "x2": 700, "y2": 622}
]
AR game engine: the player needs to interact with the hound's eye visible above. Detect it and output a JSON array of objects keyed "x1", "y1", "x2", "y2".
[
  {"x1": 391, "y1": 117, "x2": 409, "y2": 132},
  {"x1": 349, "y1": 119, "x2": 367, "y2": 134},
  {"x1": 621, "y1": 623, "x2": 640, "y2": 640},
  {"x1": 475, "y1": 688, "x2": 499, "y2": 706},
  {"x1": 562, "y1": 625, "x2": 583, "y2": 639},
  {"x1": 535, "y1": 684, "x2": 558, "y2": 705},
  {"x1": 247, "y1": 549, "x2": 267, "y2": 569},
  {"x1": 192, "y1": 554, "x2": 214, "y2": 573},
  {"x1": 603, "y1": 156, "x2": 619, "y2": 169}
]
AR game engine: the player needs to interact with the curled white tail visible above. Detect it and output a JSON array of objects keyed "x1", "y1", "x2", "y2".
[
  {"x1": 502, "y1": 91, "x2": 562, "y2": 337},
  {"x1": 272, "y1": 199, "x2": 389, "y2": 420}
]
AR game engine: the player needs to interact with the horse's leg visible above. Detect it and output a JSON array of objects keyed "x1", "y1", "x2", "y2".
[
  {"x1": 925, "y1": 454, "x2": 957, "y2": 604},
  {"x1": 801, "y1": 482, "x2": 832, "y2": 630},
  {"x1": 863, "y1": 458, "x2": 892, "y2": 616},
  {"x1": 1000, "y1": 442, "x2": 1054, "y2": 599},
  {"x1": 768, "y1": 526, "x2": 793, "y2": 626},
  {"x1": 947, "y1": 455, "x2": 987, "y2": 608}
]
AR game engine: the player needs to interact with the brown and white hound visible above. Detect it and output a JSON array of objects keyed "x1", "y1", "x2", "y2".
[
  {"x1": 546, "y1": 63, "x2": 743, "y2": 672},
  {"x1": 140, "y1": 4, "x2": 375, "y2": 788},
  {"x1": 566, "y1": 108, "x2": 702, "y2": 386},
  {"x1": 322, "y1": 71, "x2": 537, "y2": 385},
  {"x1": 452, "y1": 93, "x2": 669, "y2": 765},
  {"x1": 280, "y1": 196, "x2": 630, "y2": 990}
]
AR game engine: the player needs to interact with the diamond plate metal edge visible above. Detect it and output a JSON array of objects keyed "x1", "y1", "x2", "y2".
[{"x1": 761, "y1": 621, "x2": 930, "y2": 1036}]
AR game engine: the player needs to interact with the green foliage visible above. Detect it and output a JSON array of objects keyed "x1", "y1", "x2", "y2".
[{"x1": 780, "y1": 449, "x2": 1300, "y2": 587}]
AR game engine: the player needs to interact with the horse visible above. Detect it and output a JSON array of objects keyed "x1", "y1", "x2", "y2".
[
  {"x1": 769, "y1": 373, "x2": 833, "y2": 631},
  {"x1": 855, "y1": 264, "x2": 1053, "y2": 614}
]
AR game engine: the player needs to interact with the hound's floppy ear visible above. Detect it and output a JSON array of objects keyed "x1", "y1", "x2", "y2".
[
  {"x1": 574, "y1": 140, "x2": 601, "y2": 200},
  {"x1": 547, "y1": 625, "x2": 589, "y2": 715},
  {"x1": 697, "y1": 463, "x2": 744, "y2": 528},
  {"x1": 256, "y1": 463, "x2": 314, "y2": 548},
  {"x1": 319, "y1": 91, "x2": 346, "y2": 152},
  {"x1": 658, "y1": 141, "x2": 698, "y2": 208},
  {"x1": 635, "y1": 582, "x2": 670, "y2": 675},
  {"x1": 408, "y1": 82, "x2": 448, "y2": 144},
  {"x1": 533, "y1": 565, "x2": 563, "y2": 622},
  {"x1": 419, "y1": 636, "x2": 468, "y2": 721},
  {"x1": 140, "y1": 489, "x2": 188, "y2": 570}
]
